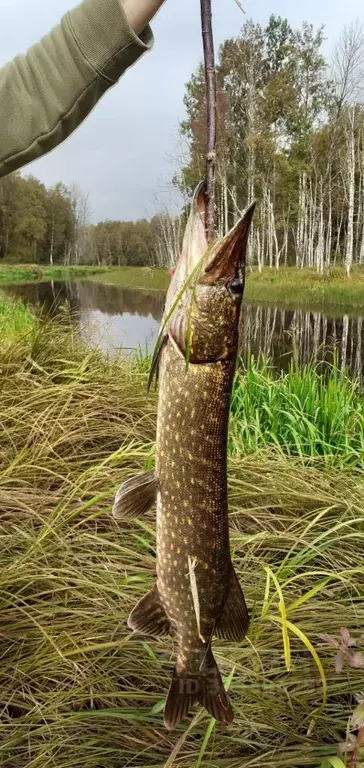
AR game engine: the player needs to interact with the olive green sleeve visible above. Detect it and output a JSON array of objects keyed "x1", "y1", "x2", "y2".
[{"x1": 0, "y1": 0, "x2": 153, "y2": 178}]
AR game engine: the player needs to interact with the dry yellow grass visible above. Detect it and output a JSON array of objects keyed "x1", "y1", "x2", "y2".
[{"x1": 0, "y1": 321, "x2": 363, "y2": 768}]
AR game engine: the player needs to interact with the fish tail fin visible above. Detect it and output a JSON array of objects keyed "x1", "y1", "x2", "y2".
[
  {"x1": 164, "y1": 666, "x2": 199, "y2": 730},
  {"x1": 164, "y1": 646, "x2": 233, "y2": 730}
]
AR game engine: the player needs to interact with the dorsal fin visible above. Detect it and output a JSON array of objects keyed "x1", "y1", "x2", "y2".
[{"x1": 215, "y1": 568, "x2": 249, "y2": 642}]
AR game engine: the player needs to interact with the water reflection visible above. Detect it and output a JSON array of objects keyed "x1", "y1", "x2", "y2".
[
  {"x1": 3, "y1": 279, "x2": 364, "y2": 377},
  {"x1": 240, "y1": 305, "x2": 364, "y2": 378},
  {"x1": 6, "y1": 280, "x2": 165, "y2": 355}
]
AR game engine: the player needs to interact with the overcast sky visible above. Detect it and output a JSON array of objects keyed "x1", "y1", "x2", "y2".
[{"x1": 1, "y1": 0, "x2": 363, "y2": 222}]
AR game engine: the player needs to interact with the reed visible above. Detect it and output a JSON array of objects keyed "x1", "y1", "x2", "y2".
[{"x1": 230, "y1": 355, "x2": 364, "y2": 466}]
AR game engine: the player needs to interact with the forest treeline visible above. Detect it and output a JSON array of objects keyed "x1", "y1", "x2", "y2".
[
  {"x1": 0, "y1": 174, "x2": 179, "y2": 268},
  {"x1": 1, "y1": 15, "x2": 364, "y2": 273}
]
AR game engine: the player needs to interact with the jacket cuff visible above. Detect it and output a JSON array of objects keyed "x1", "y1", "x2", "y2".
[{"x1": 66, "y1": 0, "x2": 153, "y2": 81}]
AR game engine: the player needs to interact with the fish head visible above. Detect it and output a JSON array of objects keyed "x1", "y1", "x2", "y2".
[{"x1": 166, "y1": 183, "x2": 255, "y2": 364}]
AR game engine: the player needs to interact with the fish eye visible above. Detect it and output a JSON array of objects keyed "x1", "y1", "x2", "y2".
[{"x1": 227, "y1": 278, "x2": 245, "y2": 296}]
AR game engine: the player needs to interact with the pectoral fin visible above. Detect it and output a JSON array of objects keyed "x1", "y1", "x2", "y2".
[
  {"x1": 112, "y1": 469, "x2": 157, "y2": 520},
  {"x1": 128, "y1": 585, "x2": 170, "y2": 637},
  {"x1": 215, "y1": 568, "x2": 249, "y2": 642}
]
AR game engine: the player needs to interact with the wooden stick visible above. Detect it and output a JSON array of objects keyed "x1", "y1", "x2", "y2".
[{"x1": 200, "y1": 0, "x2": 217, "y2": 242}]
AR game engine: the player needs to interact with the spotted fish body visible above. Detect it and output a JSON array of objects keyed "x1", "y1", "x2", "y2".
[{"x1": 113, "y1": 183, "x2": 255, "y2": 729}]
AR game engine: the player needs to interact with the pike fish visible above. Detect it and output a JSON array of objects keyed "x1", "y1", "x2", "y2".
[{"x1": 113, "y1": 182, "x2": 255, "y2": 730}]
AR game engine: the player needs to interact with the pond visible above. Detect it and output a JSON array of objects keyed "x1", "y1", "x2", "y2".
[{"x1": 4, "y1": 278, "x2": 364, "y2": 378}]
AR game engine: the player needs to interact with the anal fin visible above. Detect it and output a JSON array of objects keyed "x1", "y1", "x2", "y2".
[
  {"x1": 128, "y1": 585, "x2": 170, "y2": 637},
  {"x1": 112, "y1": 469, "x2": 157, "y2": 520},
  {"x1": 215, "y1": 568, "x2": 249, "y2": 642}
]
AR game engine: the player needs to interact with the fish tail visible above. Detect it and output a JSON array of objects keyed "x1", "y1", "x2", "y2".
[{"x1": 164, "y1": 646, "x2": 233, "y2": 730}]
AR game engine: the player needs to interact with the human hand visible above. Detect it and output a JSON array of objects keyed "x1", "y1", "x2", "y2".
[{"x1": 122, "y1": 0, "x2": 167, "y2": 35}]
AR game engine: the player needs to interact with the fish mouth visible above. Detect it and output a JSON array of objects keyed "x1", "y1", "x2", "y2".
[
  {"x1": 171, "y1": 181, "x2": 255, "y2": 289},
  {"x1": 199, "y1": 192, "x2": 256, "y2": 286}
]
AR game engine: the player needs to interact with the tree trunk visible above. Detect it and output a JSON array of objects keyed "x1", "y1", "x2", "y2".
[
  {"x1": 223, "y1": 174, "x2": 228, "y2": 236},
  {"x1": 325, "y1": 165, "x2": 332, "y2": 270},
  {"x1": 49, "y1": 214, "x2": 54, "y2": 266},
  {"x1": 360, "y1": 130, "x2": 364, "y2": 265},
  {"x1": 316, "y1": 177, "x2": 325, "y2": 274},
  {"x1": 345, "y1": 107, "x2": 355, "y2": 276},
  {"x1": 256, "y1": 228, "x2": 262, "y2": 273}
]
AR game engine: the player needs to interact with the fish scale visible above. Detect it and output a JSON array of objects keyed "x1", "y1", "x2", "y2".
[
  {"x1": 156, "y1": 344, "x2": 234, "y2": 650},
  {"x1": 112, "y1": 182, "x2": 255, "y2": 729}
]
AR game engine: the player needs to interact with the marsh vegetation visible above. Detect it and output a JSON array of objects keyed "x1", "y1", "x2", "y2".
[{"x1": 0, "y1": 303, "x2": 363, "y2": 767}]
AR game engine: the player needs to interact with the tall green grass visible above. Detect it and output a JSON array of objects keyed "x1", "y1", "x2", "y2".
[
  {"x1": 230, "y1": 356, "x2": 364, "y2": 466},
  {"x1": 0, "y1": 319, "x2": 364, "y2": 767},
  {"x1": 0, "y1": 290, "x2": 36, "y2": 341}
]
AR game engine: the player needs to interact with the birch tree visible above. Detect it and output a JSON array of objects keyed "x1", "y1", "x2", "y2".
[{"x1": 345, "y1": 107, "x2": 356, "y2": 274}]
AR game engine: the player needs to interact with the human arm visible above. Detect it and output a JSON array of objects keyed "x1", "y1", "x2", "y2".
[
  {"x1": 123, "y1": 0, "x2": 166, "y2": 34},
  {"x1": 0, "y1": 0, "x2": 165, "y2": 178}
]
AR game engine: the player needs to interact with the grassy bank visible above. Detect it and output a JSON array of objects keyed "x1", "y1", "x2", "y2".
[
  {"x1": 92, "y1": 264, "x2": 364, "y2": 310},
  {"x1": 0, "y1": 263, "x2": 110, "y2": 284},
  {"x1": 245, "y1": 266, "x2": 364, "y2": 309},
  {"x1": 92, "y1": 265, "x2": 170, "y2": 291},
  {"x1": 1, "y1": 317, "x2": 364, "y2": 767},
  {"x1": 3, "y1": 263, "x2": 364, "y2": 311}
]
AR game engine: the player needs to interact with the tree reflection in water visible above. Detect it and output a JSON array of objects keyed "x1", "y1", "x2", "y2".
[{"x1": 3, "y1": 280, "x2": 364, "y2": 378}]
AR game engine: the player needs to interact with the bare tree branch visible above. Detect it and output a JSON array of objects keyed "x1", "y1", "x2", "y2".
[
  {"x1": 332, "y1": 21, "x2": 364, "y2": 111},
  {"x1": 200, "y1": 0, "x2": 217, "y2": 242}
]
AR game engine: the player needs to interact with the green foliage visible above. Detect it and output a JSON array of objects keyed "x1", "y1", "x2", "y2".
[
  {"x1": 178, "y1": 15, "x2": 330, "y2": 197},
  {"x1": 0, "y1": 174, "x2": 76, "y2": 264},
  {"x1": 0, "y1": 174, "x2": 179, "y2": 270},
  {"x1": 1, "y1": 319, "x2": 364, "y2": 766},
  {"x1": 230, "y1": 354, "x2": 364, "y2": 465},
  {"x1": 89, "y1": 215, "x2": 180, "y2": 269},
  {"x1": 177, "y1": 14, "x2": 363, "y2": 270}
]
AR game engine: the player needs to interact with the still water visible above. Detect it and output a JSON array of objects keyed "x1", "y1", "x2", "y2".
[{"x1": 4, "y1": 279, "x2": 364, "y2": 377}]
